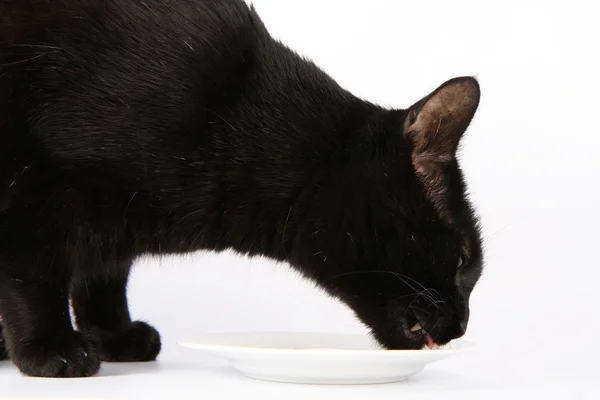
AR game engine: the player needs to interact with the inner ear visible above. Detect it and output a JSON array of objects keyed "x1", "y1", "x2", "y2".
[{"x1": 403, "y1": 76, "x2": 480, "y2": 160}]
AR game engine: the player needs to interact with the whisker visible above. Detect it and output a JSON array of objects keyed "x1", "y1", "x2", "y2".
[
  {"x1": 331, "y1": 270, "x2": 442, "y2": 306},
  {"x1": 410, "y1": 289, "x2": 440, "y2": 310},
  {"x1": 394, "y1": 292, "x2": 423, "y2": 301},
  {"x1": 404, "y1": 292, "x2": 438, "y2": 318},
  {"x1": 424, "y1": 299, "x2": 446, "y2": 310},
  {"x1": 390, "y1": 272, "x2": 443, "y2": 300},
  {"x1": 407, "y1": 305, "x2": 432, "y2": 317},
  {"x1": 429, "y1": 319, "x2": 441, "y2": 340},
  {"x1": 0, "y1": 52, "x2": 55, "y2": 67},
  {"x1": 9, "y1": 43, "x2": 64, "y2": 50},
  {"x1": 400, "y1": 293, "x2": 434, "y2": 320},
  {"x1": 281, "y1": 206, "x2": 292, "y2": 256},
  {"x1": 483, "y1": 217, "x2": 527, "y2": 243}
]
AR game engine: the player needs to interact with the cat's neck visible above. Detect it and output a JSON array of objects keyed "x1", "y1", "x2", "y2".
[{"x1": 142, "y1": 37, "x2": 383, "y2": 268}]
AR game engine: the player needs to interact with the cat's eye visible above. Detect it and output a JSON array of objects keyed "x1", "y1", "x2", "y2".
[{"x1": 458, "y1": 255, "x2": 465, "y2": 268}]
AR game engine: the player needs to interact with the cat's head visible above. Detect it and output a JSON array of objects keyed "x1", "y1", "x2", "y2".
[{"x1": 321, "y1": 76, "x2": 483, "y2": 349}]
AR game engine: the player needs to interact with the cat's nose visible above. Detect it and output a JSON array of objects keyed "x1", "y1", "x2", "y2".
[
  {"x1": 445, "y1": 318, "x2": 467, "y2": 341},
  {"x1": 446, "y1": 305, "x2": 469, "y2": 340},
  {"x1": 427, "y1": 316, "x2": 465, "y2": 344}
]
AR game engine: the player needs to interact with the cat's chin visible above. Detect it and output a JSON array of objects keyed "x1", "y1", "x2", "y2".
[
  {"x1": 403, "y1": 328, "x2": 438, "y2": 350},
  {"x1": 368, "y1": 327, "x2": 431, "y2": 351},
  {"x1": 372, "y1": 332, "x2": 428, "y2": 351}
]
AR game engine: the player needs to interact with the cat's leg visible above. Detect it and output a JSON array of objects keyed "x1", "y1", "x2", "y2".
[
  {"x1": 71, "y1": 261, "x2": 161, "y2": 362},
  {"x1": 0, "y1": 266, "x2": 101, "y2": 377},
  {"x1": 0, "y1": 163, "x2": 103, "y2": 376}
]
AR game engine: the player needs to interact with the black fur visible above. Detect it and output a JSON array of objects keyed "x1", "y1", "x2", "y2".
[
  {"x1": 0, "y1": 0, "x2": 484, "y2": 377},
  {"x1": 0, "y1": 324, "x2": 8, "y2": 360}
]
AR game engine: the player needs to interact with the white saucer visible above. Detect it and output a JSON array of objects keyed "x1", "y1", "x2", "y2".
[{"x1": 178, "y1": 332, "x2": 472, "y2": 385}]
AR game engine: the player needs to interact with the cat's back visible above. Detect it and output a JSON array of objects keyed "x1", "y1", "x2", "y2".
[
  {"x1": 0, "y1": 0, "x2": 261, "y2": 162},
  {"x1": 0, "y1": 0, "x2": 256, "y2": 50},
  {"x1": 0, "y1": 0, "x2": 257, "y2": 70}
]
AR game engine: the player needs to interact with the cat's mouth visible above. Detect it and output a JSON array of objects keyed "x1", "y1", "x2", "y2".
[
  {"x1": 403, "y1": 316, "x2": 438, "y2": 349},
  {"x1": 408, "y1": 322, "x2": 437, "y2": 349}
]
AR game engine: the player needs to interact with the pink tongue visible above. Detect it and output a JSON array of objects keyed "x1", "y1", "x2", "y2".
[{"x1": 425, "y1": 334, "x2": 436, "y2": 349}]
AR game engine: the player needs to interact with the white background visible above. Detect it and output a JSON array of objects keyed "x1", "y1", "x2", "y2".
[{"x1": 1, "y1": 0, "x2": 599, "y2": 399}]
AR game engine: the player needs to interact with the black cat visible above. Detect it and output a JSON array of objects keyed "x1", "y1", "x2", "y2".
[{"x1": 0, "y1": 0, "x2": 484, "y2": 377}]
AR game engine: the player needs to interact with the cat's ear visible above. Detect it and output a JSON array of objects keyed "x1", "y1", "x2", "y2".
[{"x1": 403, "y1": 76, "x2": 480, "y2": 161}]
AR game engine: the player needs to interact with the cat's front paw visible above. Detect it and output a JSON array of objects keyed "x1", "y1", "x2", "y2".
[
  {"x1": 12, "y1": 331, "x2": 100, "y2": 377},
  {"x1": 97, "y1": 321, "x2": 161, "y2": 362}
]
